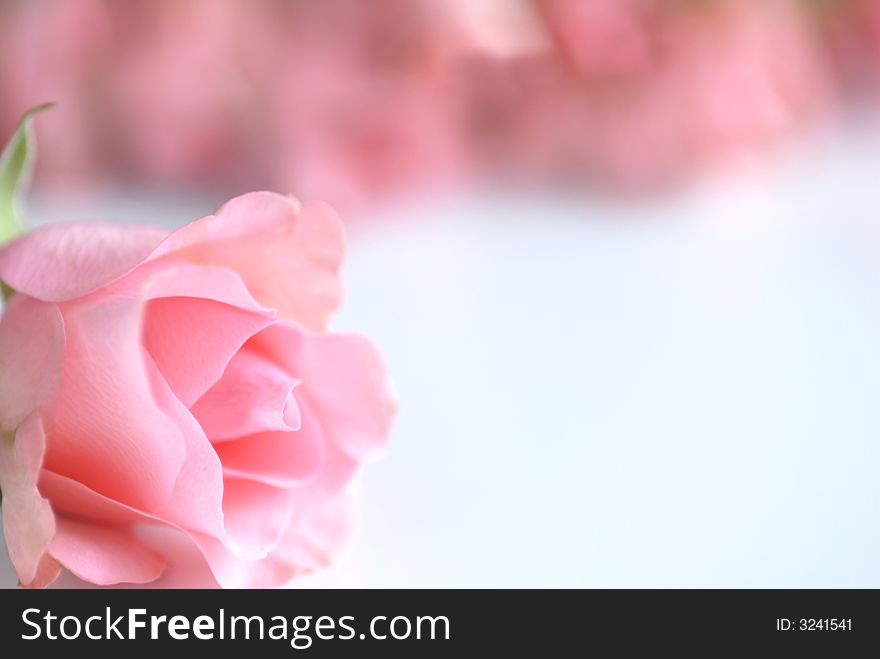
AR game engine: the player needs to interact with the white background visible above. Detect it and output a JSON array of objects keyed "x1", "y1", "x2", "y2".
[{"x1": 2, "y1": 121, "x2": 880, "y2": 587}]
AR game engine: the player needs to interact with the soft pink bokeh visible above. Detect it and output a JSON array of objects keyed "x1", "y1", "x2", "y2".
[
  {"x1": 0, "y1": 0, "x2": 871, "y2": 209},
  {"x1": 463, "y1": 0, "x2": 833, "y2": 190},
  {"x1": 0, "y1": 192, "x2": 395, "y2": 588}
]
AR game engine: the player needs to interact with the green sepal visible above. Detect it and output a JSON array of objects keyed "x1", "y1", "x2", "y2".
[{"x1": 0, "y1": 102, "x2": 53, "y2": 246}]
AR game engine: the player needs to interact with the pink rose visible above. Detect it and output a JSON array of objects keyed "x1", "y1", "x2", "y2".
[{"x1": 0, "y1": 191, "x2": 395, "y2": 588}]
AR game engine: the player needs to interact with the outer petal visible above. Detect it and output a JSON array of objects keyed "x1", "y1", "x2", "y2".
[
  {"x1": 120, "y1": 527, "x2": 220, "y2": 589},
  {"x1": 43, "y1": 295, "x2": 187, "y2": 511},
  {"x1": 21, "y1": 554, "x2": 62, "y2": 589},
  {"x1": 197, "y1": 486, "x2": 359, "y2": 589},
  {"x1": 107, "y1": 258, "x2": 276, "y2": 314},
  {"x1": 135, "y1": 261, "x2": 276, "y2": 407},
  {"x1": 153, "y1": 191, "x2": 306, "y2": 252},
  {"x1": 221, "y1": 478, "x2": 295, "y2": 560},
  {"x1": 146, "y1": 354, "x2": 293, "y2": 565},
  {"x1": 44, "y1": 261, "x2": 273, "y2": 514},
  {"x1": 142, "y1": 353, "x2": 226, "y2": 543},
  {"x1": 49, "y1": 517, "x2": 165, "y2": 585},
  {"x1": 153, "y1": 347, "x2": 353, "y2": 586},
  {"x1": 0, "y1": 295, "x2": 64, "y2": 433},
  {"x1": 154, "y1": 192, "x2": 345, "y2": 331},
  {"x1": 39, "y1": 470, "x2": 145, "y2": 526},
  {"x1": 295, "y1": 332, "x2": 396, "y2": 461},
  {"x1": 292, "y1": 399, "x2": 360, "y2": 501},
  {"x1": 271, "y1": 485, "x2": 360, "y2": 577},
  {"x1": 37, "y1": 468, "x2": 211, "y2": 587},
  {"x1": 0, "y1": 223, "x2": 166, "y2": 302},
  {"x1": 41, "y1": 352, "x2": 305, "y2": 586},
  {"x1": 252, "y1": 323, "x2": 396, "y2": 462},
  {"x1": 0, "y1": 193, "x2": 342, "y2": 329},
  {"x1": 0, "y1": 415, "x2": 56, "y2": 585}
]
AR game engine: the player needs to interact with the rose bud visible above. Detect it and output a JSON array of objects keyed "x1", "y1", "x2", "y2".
[{"x1": 0, "y1": 191, "x2": 395, "y2": 587}]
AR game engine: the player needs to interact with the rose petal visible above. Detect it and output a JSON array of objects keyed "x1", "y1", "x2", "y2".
[
  {"x1": 43, "y1": 261, "x2": 273, "y2": 514},
  {"x1": 213, "y1": 391, "x2": 356, "y2": 498},
  {"x1": 0, "y1": 194, "x2": 343, "y2": 329},
  {"x1": 142, "y1": 353, "x2": 225, "y2": 541},
  {"x1": 184, "y1": 534, "x2": 255, "y2": 589},
  {"x1": 272, "y1": 484, "x2": 360, "y2": 576},
  {"x1": 191, "y1": 347, "x2": 302, "y2": 442},
  {"x1": 216, "y1": 425, "x2": 322, "y2": 488},
  {"x1": 252, "y1": 322, "x2": 396, "y2": 461},
  {"x1": 44, "y1": 295, "x2": 187, "y2": 511},
  {"x1": 0, "y1": 296, "x2": 64, "y2": 433},
  {"x1": 221, "y1": 478, "x2": 295, "y2": 561},
  {"x1": 196, "y1": 485, "x2": 359, "y2": 588},
  {"x1": 154, "y1": 192, "x2": 304, "y2": 252},
  {"x1": 0, "y1": 223, "x2": 166, "y2": 302},
  {"x1": 39, "y1": 470, "x2": 144, "y2": 526},
  {"x1": 152, "y1": 353, "x2": 354, "y2": 585},
  {"x1": 124, "y1": 526, "x2": 220, "y2": 589},
  {"x1": 143, "y1": 296, "x2": 273, "y2": 407},
  {"x1": 172, "y1": 410, "x2": 358, "y2": 588},
  {"x1": 155, "y1": 192, "x2": 345, "y2": 331},
  {"x1": 142, "y1": 354, "x2": 297, "y2": 574},
  {"x1": 113, "y1": 259, "x2": 275, "y2": 315},
  {"x1": 0, "y1": 415, "x2": 55, "y2": 585},
  {"x1": 297, "y1": 332, "x2": 396, "y2": 461},
  {"x1": 292, "y1": 399, "x2": 360, "y2": 502},
  {"x1": 21, "y1": 554, "x2": 62, "y2": 589},
  {"x1": 50, "y1": 517, "x2": 165, "y2": 585}
]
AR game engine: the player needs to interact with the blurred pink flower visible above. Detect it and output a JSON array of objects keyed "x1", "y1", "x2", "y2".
[
  {"x1": 0, "y1": 0, "x2": 855, "y2": 207},
  {"x1": 104, "y1": 0, "x2": 261, "y2": 187},
  {"x1": 820, "y1": 0, "x2": 880, "y2": 99},
  {"x1": 265, "y1": 0, "x2": 473, "y2": 213},
  {"x1": 536, "y1": 0, "x2": 654, "y2": 78},
  {"x1": 0, "y1": 0, "x2": 113, "y2": 188},
  {"x1": 465, "y1": 0, "x2": 833, "y2": 190}
]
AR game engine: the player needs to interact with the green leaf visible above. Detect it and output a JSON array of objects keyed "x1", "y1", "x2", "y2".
[{"x1": 0, "y1": 102, "x2": 54, "y2": 246}]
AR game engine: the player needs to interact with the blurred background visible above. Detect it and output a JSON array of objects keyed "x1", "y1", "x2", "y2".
[
  {"x1": 2, "y1": 0, "x2": 880, "y2": 586},
  {"x1": 8, "y1": 0, "x2": 880, "y2": 210}
]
